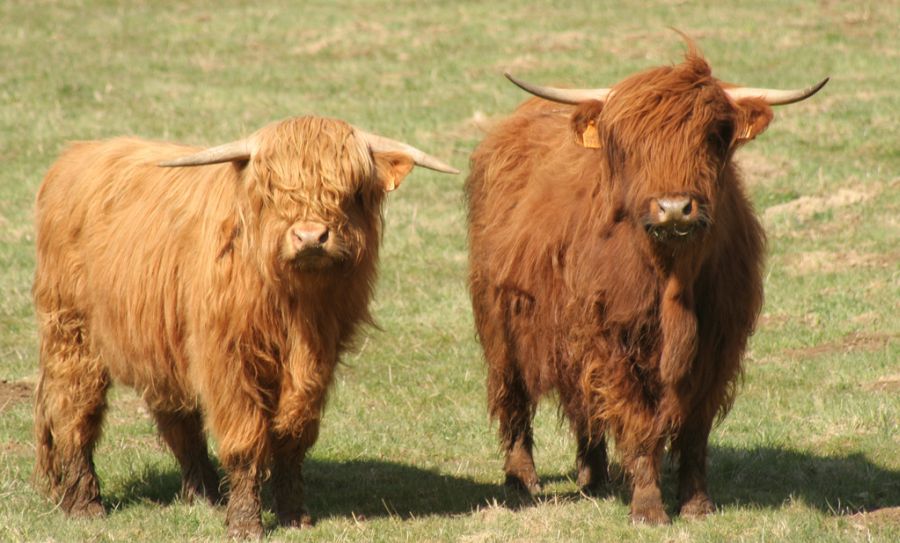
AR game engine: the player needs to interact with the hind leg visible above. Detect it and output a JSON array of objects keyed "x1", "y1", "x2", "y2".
[
  {"x1": 477, "y1": 290, "x2": 541, "y2": 495},
  {"x1": 562, "y1": 392, "x2": 609, "y2": 494},
  {"x1": 575, "y1": 434, "x2": 609, "y2": 494},
  {"x1": 496, "y1": 380, "x2": 540, "y2": 495},
  {"x1": 34, "y1": 314, "x2": 109, "y2": 517},
  {"x1": 151, "y1": 410, "x2": 221, "y2": 505},
  {"x1": 475, "y1": 284, "x2": 540, "y2": 495}
]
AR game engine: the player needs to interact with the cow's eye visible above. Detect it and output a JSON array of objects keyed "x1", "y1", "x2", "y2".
[{"x1": 707, "y1": 121, "x2": 734, "y2": 154}]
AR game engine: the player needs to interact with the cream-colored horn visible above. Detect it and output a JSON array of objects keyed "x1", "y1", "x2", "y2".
[
  {"x1": 505, "y1": 72, "x2": 612, "y2": 105},
  {"x1": 355, "y1": 129, "x2": 459, "y2": 174},
  {"x1": 159, "y1": 139, "x2": 254, "y2": 167},
  {"x1": 725, "y1": 77, "x2": 830, "y2": 106}
]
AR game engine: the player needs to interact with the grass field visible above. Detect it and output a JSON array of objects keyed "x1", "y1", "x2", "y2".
[{"x1": 1, "y1": 1, "x2": 898, "y2": 541}]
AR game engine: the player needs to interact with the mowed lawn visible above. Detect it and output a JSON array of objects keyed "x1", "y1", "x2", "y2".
[{"x1": 1, "y1": 1, "x2": 897, "y2": 541}]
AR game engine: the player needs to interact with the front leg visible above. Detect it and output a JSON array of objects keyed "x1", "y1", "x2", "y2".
[
  {"x1": 673, "y1": 415, "x2": 715, "y2": 518},
  {"x1": 270, "y1": 337, "x2": 337, "y2": 529},
  {"x1": 223, "y1": 461, "x2": 263, "y2": 539},
  {"x1": 270, "y1": 424, "x2": 318, "y2": 529},
  {"x1": 627, "y1": 447, "x2": 669, "y2": 525},
  {"x1": 202, "y1": 354, "x2": 273, "y2": 538}
]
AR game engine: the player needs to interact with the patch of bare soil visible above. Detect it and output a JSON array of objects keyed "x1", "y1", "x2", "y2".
[
  {"x1": 445, "y1": 110, "x2": 498, "y2": 143},
  {"x1": 784, "y1": 332, "x2": 895, "y2": 360},
  {"x1": 784, "y1": 250, "x2": 896, "y2": 276},
  {"x1": 763, "y1": 187, "x2": 874, "y2": 224},
  {"x1": 757, "y1": 312, "x2": 791, "y2": 329},
  {"x1": 865, "y1": 374, "x2": 900, "y2": 393},
  {"x1": 850, "y1": 506, "x2": 900, "y2": 528},
  {"x1": 736, "y1": 150, "x2": 794, "y2": 187},
  {"x1": 0, "y1": 380, "x2": 33, "y2": 412}
]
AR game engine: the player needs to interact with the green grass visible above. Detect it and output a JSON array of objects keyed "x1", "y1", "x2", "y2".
[{"x1": 1, "y1": 0, "x2": 898, "y2": 541}]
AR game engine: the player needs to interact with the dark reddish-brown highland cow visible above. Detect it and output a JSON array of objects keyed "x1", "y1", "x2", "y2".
[
  {"x1": 32, "y1": 116, "x2": 457, "y2": 538},
  {"x1": 466, "y1": 42, "x2": 826, "y2": 523}
]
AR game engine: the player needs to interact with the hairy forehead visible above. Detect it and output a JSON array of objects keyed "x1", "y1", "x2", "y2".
[
  {"x1": 601, "y1": 59, "x2": 734, "y2": 149},
  {"x1": 253, "y1": 117, "x2": 374, "y2": 190}
]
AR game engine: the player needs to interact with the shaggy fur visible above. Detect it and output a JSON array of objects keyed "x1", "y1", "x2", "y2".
[
  {"x1": 33, "y1": 116, "x2": 419, "y2": 537},
  {"x1": 466, "y1": 49, "x2": 773, "y2": 523}
]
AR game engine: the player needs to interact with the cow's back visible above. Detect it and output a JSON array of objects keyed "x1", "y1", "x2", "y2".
[{"x1": 34, "y1": 138, "x2": 240, "y2": 405}]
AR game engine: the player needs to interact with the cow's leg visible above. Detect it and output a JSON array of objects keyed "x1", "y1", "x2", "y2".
[
  {"x1": 473, "y1": 282, "x2": 541, "y2": 495},
  {"x1": 223, "y1": 460, "x2": 263, "y2": 539},
  {"x1": 152, "y1": 410, "x2": 221, "y2": 505},
  {"x1": 491, "y1": 366, "x2": 540, "y2": 495},
  {"x1": 270, "y1": 422, "x2": 318, "y2": 529},
  {"x1": 575, "y1": 433, "x2": 609, "y2": 494},
  {"x1": 673, "y1": 413, "x2": 715, "y2": 518},
  {"x1": 206, "y1": 386, "x2": 269, "y2": 538},
  {"x1": 33, "y1": 315, "x2": 109, "y2": 517},
  {"x1": 627, "y1": 442, "x2": 670, "y2": 524}
]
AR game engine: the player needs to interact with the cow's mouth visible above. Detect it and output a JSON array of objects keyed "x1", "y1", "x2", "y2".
[
  {"x1": 290, "y1": 248, "x2": 335, "y2": 271},
  {"x1": 645, "y1": 221, "x2": 705, "y2": 242},
  {"x1": 642, "y1": 194, "x2": 709, "y2": 243}
]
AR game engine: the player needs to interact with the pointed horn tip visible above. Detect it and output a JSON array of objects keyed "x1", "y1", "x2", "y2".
[
  {"x1": 436, "y1": 164, "x2": 461, "y2": 175},
  {"x1": 416, "y1": 159, "x2": 460, "y2": 175},
  {"x1": 813, "y1": 76, "x2": 830, "y2": 93}
]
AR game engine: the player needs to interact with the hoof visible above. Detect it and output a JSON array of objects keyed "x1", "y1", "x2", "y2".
[
  {"x1": 279, "y1": 510, "x2": 314, "y2": 529},
  {"x1": 630, "y1": 506, "x2": 671, "y2": 525},
  {"x1": 226, "y1": 519, "x2": 264, "y2": 540},
  {"x1": 680, "y1": 494, "x2": 715, "y2": 519},
  {"x1": 630, "y1": 486, "x2": 670, "y2": 525},
  {"x1": 504, "y1": 473, "x2": 542, "y2": 496},
  {"x1": 68, "y1": 499, "x2": 105, "y2": 518},
  {"x1": 576, "y1": 468, "x2": 609, "y2": 496}
]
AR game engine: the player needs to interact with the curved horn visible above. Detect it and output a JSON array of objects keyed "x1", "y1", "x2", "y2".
[
  {"x1": 159, "y1": 138, "x2": 254, "y2": 167},
  {"x1": 725, "y1": 77, "x2": 830, "y2": 106},
  {"x1": 355, "y1": 129, "x2": 459, "y2": 174},
  {"x1": 505, "y1": 72, "x2": 612, "y2": 105}
]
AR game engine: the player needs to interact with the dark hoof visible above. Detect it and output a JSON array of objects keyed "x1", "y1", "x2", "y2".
[
  {"x1": 67, "y1": 499, "x2": 105, "y2": 518},
  {"x1": 182, "y1": 480, "x2": 223, "y2": 506},
  {"x1": 680, "y1": 494, "x2": 715, "y2": 519},
  {"x1": 504, "y1": 473, "x2": 542, "y2": 496},
  {"x1": 576, "y1": 469, "x2": 609, "y2": 496},
  {"x1": 226, "y1": 519, "x2": 264, "y2": 540},
  {"x1": 630, "y1": 506, "x2": 671, "y2": 525},
  {"x1": 278, "y1": 510, "x2": 314, "y2": 529}
]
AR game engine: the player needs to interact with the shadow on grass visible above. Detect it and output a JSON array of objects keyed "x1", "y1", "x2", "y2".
[
  {"x1": 704, "y1": 445, "x2": 899, "y2": 514},
  {"x1": 101, "y1": 445, "x2": 899, "y2": 520},
  {"x1": 103, "y1": 466, "x2": 190, "y2": 509},
  {"x1": 304, "y1": 458, "x2": 524, "y2": 519},
  {"x1": 102, "y1": 457, "x2": 525, "y2": 519}
]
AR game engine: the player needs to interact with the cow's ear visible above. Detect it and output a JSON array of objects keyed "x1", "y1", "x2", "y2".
[
  {"x1": 570, "y1": 100, "x2": 605, "y2": 149},
  {"x1": 732, "y1": 98, "x2": 774, "y2": 145},
  {"x1": 373, "y1": 151, "x2": 415, "y2": 192}
]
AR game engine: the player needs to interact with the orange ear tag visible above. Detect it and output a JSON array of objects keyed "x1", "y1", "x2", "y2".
[
  {"x1": 581, "y1": 120, "x2": 601, "y2": 149},
  {"x1": 741, "y1": 124, "x2": 753, "y2": 140}
]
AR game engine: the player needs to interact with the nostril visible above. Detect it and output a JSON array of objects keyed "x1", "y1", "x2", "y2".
[
  {"x1": 654, "y1": 196, "x2": 695, "y2": 222},
  {"x1": 293, "y1": 222, "x2": 329, "y2": 248}
]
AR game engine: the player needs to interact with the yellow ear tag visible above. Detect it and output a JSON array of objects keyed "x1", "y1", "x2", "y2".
[
  {"x1": 581, "y1": 120, "x2": 601, "y2": 149},
  {"x1": 384, "y1": 177, "x2": 397, "y2": 192}
]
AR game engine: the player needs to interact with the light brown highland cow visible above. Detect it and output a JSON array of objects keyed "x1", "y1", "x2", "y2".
[
  {"x1": 466, "y1": 41, "x2": 826, "y2": 524},
  {"x1": 32, "y1": 115, "x2": 456, "y2": 538}
]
